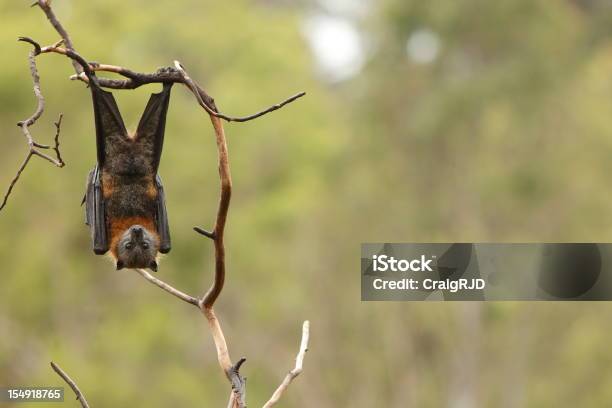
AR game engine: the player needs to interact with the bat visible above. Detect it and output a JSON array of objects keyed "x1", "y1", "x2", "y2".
[{"x1": 84, "y1": 77, "x2": 173, "y2": 271}]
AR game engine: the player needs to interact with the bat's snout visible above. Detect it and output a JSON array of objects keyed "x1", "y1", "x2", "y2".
[{"x1": 129, "y1": 225, "x2": 145, "y2": 238}]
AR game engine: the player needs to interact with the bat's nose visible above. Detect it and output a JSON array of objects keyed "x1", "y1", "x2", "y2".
[{"x1": 130, "y1": 225, "x2": 144, "y2": 238}]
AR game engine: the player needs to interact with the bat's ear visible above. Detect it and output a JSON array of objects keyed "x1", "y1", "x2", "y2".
[
  {"x1": 149, "y1": 260, "x2": 158, "y2": 272},
  {"x1": 116, "y1": 260, "x2": 125, "y2": 270}
]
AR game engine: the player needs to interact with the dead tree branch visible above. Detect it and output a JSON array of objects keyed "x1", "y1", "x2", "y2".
[
  {"x1": 38, "y1": 45, "x2": 305, "y2": 123},
  {"x1": 50, "y1": 362, "x2": 90, "y2": 408},
  {"x1": 35, "y1": 0, "x2": 81, "y2": 74},
  {"x1": 14, "y1": 2, "x2": 311, "y2": 407},
  {"x1": 0, "y1": 37, "x2": 65, "y2": 212},
  {"x1": 263, "y1": 321, "x2": 311, "y2": 408}
]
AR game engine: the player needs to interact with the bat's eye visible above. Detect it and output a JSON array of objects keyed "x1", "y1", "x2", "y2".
[
  {"x1": 125, "y1": 242, "x2": 134, "y2": 250},
  {"x1": 142, "y1": 242, "x2": 150, "y2": 250}
]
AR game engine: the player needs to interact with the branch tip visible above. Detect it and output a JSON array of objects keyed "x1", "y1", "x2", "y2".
[
  {"x1": 194, "y1": 226, "x2": 216, "y2": 239},
  {"x1": 50, "y1": 361, "x2": 90, "y2": 408},
  {"x1": 262, "y1": 320, "x2": 311, "y2": 408},
  {"x1": 232, "y1": 357, "x2": 247, "y2": 373},
  {"x1": 18, "y1": 36, "x2": 41, "y2": 55}
]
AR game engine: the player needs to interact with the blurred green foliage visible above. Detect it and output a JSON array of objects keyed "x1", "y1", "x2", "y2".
[{"x1": 3, "y1": 0, "x2": 612, "y2": 407}]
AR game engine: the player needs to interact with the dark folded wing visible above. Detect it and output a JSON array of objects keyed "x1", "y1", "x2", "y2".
[
  {"x1": 85, "y1": 165, "x2": 109, "y2": 254},
  {"x1": 136, "y1": 83, "x2": 173, "y2": 173},
  {"x1": 91, "y1": 85, "x2": 128, "y2": 167},
  {"x1": 155, "y1": 174, "x2": 171, "y2": 254}
]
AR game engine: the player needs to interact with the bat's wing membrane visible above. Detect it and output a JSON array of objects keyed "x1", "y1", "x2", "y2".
[
  {"x1": 91, "y1": 85, "x2": 128, "y2": 167},
  {"x1": 86, "y1": 80, "x2": 173, "y2": 255},
  {"x1": 155, "y1": 175, "x2": 171, "y2": 253},
  {"x1": 85, "y1": 165, "x2": 109, "y2": 254},
  {"x1": 136, "y1": 83, "x2": 173, "y2": 173}
]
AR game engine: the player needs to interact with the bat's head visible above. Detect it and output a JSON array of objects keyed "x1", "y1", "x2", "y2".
[{"x1": 115, "y1": 225, "x2": 159, "y2": 271}]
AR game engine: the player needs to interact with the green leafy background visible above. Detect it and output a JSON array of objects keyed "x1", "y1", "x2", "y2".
[{"x1": 2, "y1": 0, "x2": 612, "y2": 406}]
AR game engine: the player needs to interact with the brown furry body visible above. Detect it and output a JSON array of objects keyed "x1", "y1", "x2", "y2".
[
  {"x1": 102, "y1": 132, "x2": 160, "y2": 260},
  {"x1": 85, "y1": 81, "x2": 172, "y2": 270}
]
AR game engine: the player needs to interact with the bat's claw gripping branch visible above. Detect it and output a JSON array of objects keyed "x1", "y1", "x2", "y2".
[{"x1": 156, "y1": 66, "x2": 178, "y2": 75}]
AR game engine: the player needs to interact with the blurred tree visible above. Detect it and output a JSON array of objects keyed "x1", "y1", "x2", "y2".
[{"x1": 4, "y1": 0, "x2": 612, "y2": 407}]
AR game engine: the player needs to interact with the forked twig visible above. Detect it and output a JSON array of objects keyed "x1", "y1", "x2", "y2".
[{"x1": 0, "y1": 37, "x2": 65, "y2": 212}]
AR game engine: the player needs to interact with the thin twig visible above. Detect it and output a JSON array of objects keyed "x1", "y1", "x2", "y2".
[
  {"x1": 53, "y1": 114, "x2": 65, "y2": 165},
  {"x1": 223, "y1": 91, "x2": 306, "y2": 122},
  {"x1": 50, "y1": 362, "x2": 90, "y2": 408},
  {"x1": 0, "y1": 155, "x2": 33, "y2": 212},
  {"x1": 34, "y1": 0, "x2": 82, "y2": 75},
  {"x1": 135, "y1": 269, "x2": 200, "y2": 306},
  {"x1": 263, "y1": 321, "x2": 310, "y2": 408},
  {"x1": 1, "y1": 38, "x2": 64, "y2": 212}
]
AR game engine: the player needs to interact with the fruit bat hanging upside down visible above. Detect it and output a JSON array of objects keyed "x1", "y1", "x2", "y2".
[{"x1": 84, "y1": 76, "x2": 173, "y2": 272}]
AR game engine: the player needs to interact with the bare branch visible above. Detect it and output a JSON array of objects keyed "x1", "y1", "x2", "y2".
[
  {"x1": 34, "y1": 0, "x2": 82, "y2": 75},
  {"x1": 223, "y1": 91, "x2": 306, "y2": 123},
  {"x1": 1, "y1": 38, "x2": 65, "y2": 213},
  {"x1": 263, "y1": 321, "x2": 311, "y2": 408},
  {"x1": 173, "y1": 60, "x2": 306, "y2": 123},
  {"x1": 0, "y1": 155, "x2": 33, "y2": 212},
  {"x1": 32, "y1": 43, "x2": 305, "y2": 123},
  {"x1": 50, "y1": 362, "x2": 90, "y2": 408},
  {"x1": 134, "y1": 269, "x2": 199, "y2": 306},
  {"x1": 202, "y1": 116, "x2": 232, "y2": 308},
  {"x1": 53, "y1": 115, "x2": 65, "y2": 165}
]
